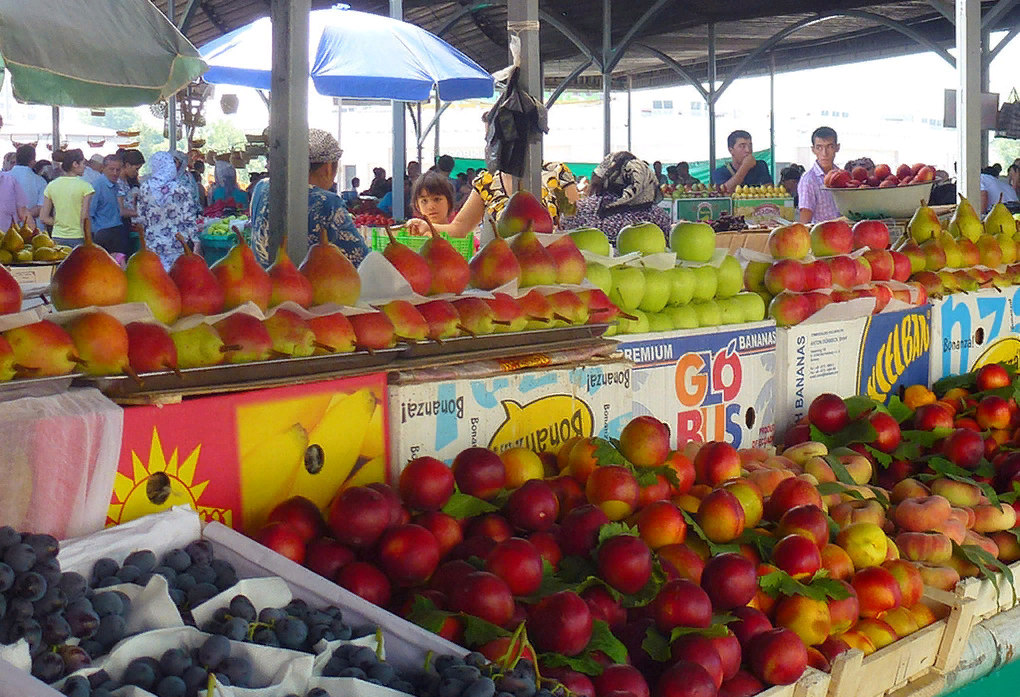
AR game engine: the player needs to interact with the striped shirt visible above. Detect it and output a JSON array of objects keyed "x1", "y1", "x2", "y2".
[{"x1": 797, "y1": 161, "x2": 841, "y2": 223}]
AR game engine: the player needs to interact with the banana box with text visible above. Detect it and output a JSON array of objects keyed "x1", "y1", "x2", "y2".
[
  {"x1": 388, "y1": 360, "x2": 634, "y2": 471},
  {"x1": 929, "y1": 287, "x2": 1020, "y2": 382},
  {"x1": 109, "y1": 374, "x2": 389, "y2": 535},
  {"x1": 615, "y1": 321, "x2": 777, "y2": 449},
  {"x1": 774, "y1": 306, "x2": 931, "y2": 440}
]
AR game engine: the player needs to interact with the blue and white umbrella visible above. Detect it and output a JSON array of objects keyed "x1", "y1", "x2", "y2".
[{"x1": 199, "y1": 4, "x2": 493, "y2": 102}]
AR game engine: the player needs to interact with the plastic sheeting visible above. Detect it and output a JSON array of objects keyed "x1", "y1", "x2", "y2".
[{"x1": 0, "y1": 388, "x2": 122, "y2": 539}]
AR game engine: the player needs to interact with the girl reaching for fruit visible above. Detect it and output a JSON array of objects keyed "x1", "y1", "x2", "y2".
[{"x1": 411, "y1": 170, "x2": 455, "y2": 226}]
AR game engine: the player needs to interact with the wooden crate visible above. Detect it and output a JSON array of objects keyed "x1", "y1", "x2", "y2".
[
  {"x1": 761, "y1": 667, "x2": 830, "y2": 697},
  {"x1": 955, "y1": 559, "x2": 1020, "y2": 622},
  {"x1": 716, "y1": 228, "x2": 771, "y2": 254},
  {"x1": 8, "y1": 264, "x2": 56, "y2": 284},
  {"x1": 826, "y1": 587, "x2": 976, "y2": 697}
]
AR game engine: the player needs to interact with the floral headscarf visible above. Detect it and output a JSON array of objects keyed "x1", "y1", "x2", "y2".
[
  {"x1": 140, "y1": 151, "x2": 184, "y2": 208},
  {"x1": 214, "y1": 160, "x2": 237, "y2": 191}
]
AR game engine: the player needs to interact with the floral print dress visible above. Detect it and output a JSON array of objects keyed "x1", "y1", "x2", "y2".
[{"x1": 137, "y1": 152, "x2": 200, "y2": 270}]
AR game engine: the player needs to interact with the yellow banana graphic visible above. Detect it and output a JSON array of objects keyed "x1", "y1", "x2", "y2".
[
  {"x1": 237, "y1": 393, "x2": 332, "y2": 459},
  {"x1": 357, "y1": 400, "x2": 386, "y2": 462},
  {"x1": 341, "y1": 455, "x2": 387, "y2": 492},
  {"x1": 239, "y1": 423, "x2": 310, "y2": 531},
  {"x1": 287, "y1": 388, "x2": 377, "y2": 507}
]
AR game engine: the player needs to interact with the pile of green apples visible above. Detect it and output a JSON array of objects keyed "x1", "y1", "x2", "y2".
[
  {"x1": 570, "y1": 221, "x2": 767, "y2": 336},
  {"x1": 204, "y1": 215, "x2": 249, "y2": 237}
]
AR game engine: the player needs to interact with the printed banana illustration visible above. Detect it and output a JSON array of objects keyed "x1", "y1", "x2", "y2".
[
  {"x1": 357, "y1": 399, "x2": 386, "y2": 462},
  {"x1": 237, "y1": 393, "x2": 332, "y2": 460},
  {"x1": 239, "y1": 423, "x2": 310, "y2": 531}
]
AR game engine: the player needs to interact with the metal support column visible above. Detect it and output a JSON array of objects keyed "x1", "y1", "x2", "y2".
[
  {"x1": 434, "y1": 93, "x2": 441, "y2": 167},
  {"x1": 708, "y1": 23, "x2": 717, "y2": 179},
  {"x1": 958, "y1": 0, "x2": 981, "y2": 203},
  {"x1": 769, "y1": 54, "x2": 776, "y2": 184},
  {"x1": 981, "y1": 28, "x2": 990, "y2": 167},
  {"x1": 51, "y1": 107, "x2": 60, "y2": 153},
  {"x1": 602, "y1": 0, "x2": 611, "y2": 156},
  {"x1": 391, "y1": 0, "x2": 406, "y2": 220},
  {"x1": 168, "y1": 0, "x2": 177, "y2": 152},
  {"x1": 269, "y1": 0, "x2": 310, "y2": 263},
  {"x1": 416, "y1": 102, "x2": 424, "y2": 171},
  {"x1": 627, "y1": 75, "x2": 632, "y2": 152},
  {"x1": 337, "y1": 98, "x2": 343, "y2": 189},
  {"x1": 507, "y1": 0, "x2": 542, "y2": 195}
]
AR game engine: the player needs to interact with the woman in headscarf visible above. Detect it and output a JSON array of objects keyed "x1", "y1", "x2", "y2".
[
  {"x1": 210, "y1": 160, "x2": 247, "y2": 212},
  {"x1": 561, "y1": 152, "x2": 670, "y2": 247},
  {"x1": 136, "y1": 151, "x2": 200, "y2": 269}
]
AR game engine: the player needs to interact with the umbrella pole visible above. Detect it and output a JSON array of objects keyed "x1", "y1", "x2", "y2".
[
  {"x1": 337, "y1": 97, "x2": 342, "y2": 190},
  {"x1": 52, "y1": 107, "x2": 59, "y2": 153}
]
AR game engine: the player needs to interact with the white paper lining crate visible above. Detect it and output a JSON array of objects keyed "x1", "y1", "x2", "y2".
[
  {"x1": 826, "y1": 587, "x2": 976, "y2": 697},
  {"x1": 954, "y1": 559, "x2": 1020, "y2": 622}
]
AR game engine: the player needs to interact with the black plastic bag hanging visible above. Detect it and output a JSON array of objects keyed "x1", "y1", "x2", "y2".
[{"x1": 482, "y1": 65, "x2": 548, "y2": 178}]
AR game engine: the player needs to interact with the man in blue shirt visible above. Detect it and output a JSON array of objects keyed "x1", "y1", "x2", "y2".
[
  {"x1": 9, "y1": 144, "x2": 47, "y2": 228},
  {"x1": 90, "y1": 154, "x2": 129, "y2": 254},
  {"x1": 711, "y1": 130, "x2": 773, "y2": 193}
]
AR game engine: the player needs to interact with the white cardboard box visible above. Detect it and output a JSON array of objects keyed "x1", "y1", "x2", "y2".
[
  {"x1": 388, "y1": 360, "x2": 634, "y2": 471},
  {"x1": 929, "y1": 287, "x2": 1020, "y2": 382},
  {"x1": 615, "y1": 321, "x2": 778, "y2": 449}
]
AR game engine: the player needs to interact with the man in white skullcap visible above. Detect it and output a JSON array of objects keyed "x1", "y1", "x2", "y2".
[{"x1": 248, "y1": 128, "x2": 369, "y2": 267}]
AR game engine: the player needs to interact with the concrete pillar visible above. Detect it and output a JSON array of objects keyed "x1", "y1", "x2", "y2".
[
  {"x1": 507, "y1": 0, "x2": 543, "y2": 195},
  {"x1": 957, "y1": 0, "x2": 981, "y2": 203},
  {"x1": 391, "y1": 0, "x2": 406, "y2": 220}
]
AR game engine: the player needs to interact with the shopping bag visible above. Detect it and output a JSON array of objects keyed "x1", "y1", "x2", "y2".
[{"x1": 995, "y1": 88, "x2": 1020, "y2": 139}]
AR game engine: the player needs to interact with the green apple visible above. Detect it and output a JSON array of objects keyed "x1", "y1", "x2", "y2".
[
  {"x1": 618, "y1": 309, "x2": 650, "y2": 334},
  {"x1": 691, "y1": 265, "x2": 718, "y2": 301},
  {"x1": 668, "y1": 267, "x2": 696, "y2": 306},
  {"x1": 692, "y1": 300, "x2": 721, "y2": 327},
  {"x1": 744, "y1": 260, "x2": 769, "y2": 293},
  {"x1": 638, "y1": 268, "x2": 671, "y2": 313},
  {"x1": 604, "y1": 323, "x2": 618, "y2": 337},
  {"x1": 715, "y1": 256, "x2": 743, "y2": 299},
  {"x1": 717, "y1": 297, "x2": 744, "y2": 324},
  {"x1": 734, "y1": 291, "x2": 767, "y2": 322},
  {"x1": 586, "y1": 262, "x2": 613, "y2": 293},
  {"x1": 617, "y1": 222, "x2": 667, "y2": 256},
  {"x1": 670, "y1": 221, "x2": 717, "y2": 262},
  {"x1": 609, "y1": 266, "x2": 646, "y2": 311},
  {"x1": 667, "y1": 305, "x2": 699, "y2": 329},
  {"x1": 647, "y1": 312, "x2": 674, "y2": 332},
  {"x1": 570, "y1": 227, "x2": 611, "y2": 256}
]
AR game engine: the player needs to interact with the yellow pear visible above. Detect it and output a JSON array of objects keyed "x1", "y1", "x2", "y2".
[
  {"x1": 949, "y1": 193, "x2": 984, "y2": 243},
  {"x1": 984, "y1": 193, "x2": 1016, "y2": 238},
  {"x1": 937, "y1": 232, "x2": 963, "y2": 268},
  {"x1": 15, "y1": 249, "x2": 32, "y2": 262},
  {"x1": 997, "y1": 233, "x2": 1017, "y2": 264},
  {"x1": 908, "y1": 200, "x2": 942, "y2": 243},
  {"x1": 2, "y1": 227, "x2": 24, "y2": 254},
  {"x1": 31, "y1": 233, "x2": 54, "y2": 249}
]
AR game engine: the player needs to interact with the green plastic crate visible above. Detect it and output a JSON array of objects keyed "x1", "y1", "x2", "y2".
[
  {"x1": 368, "y1": 227, "x2": 474, "y2": 260},
  {"x1": 200, "y1": 233, "x2": 235, "y2": 266}
]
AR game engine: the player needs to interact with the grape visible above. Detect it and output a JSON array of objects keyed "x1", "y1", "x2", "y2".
[
  {"x1": 35, "y1": 587, "x2": 67, "y2": 615},
  {"x1": 58, "y1": 644, "x2": 92, "y2": 673},
  {"x1": 169, "y1": 588, "x2": 186, "y2": 607},
  {"x1": 91, "y1": 592, "x2": 124, "y2": 618},
  {"x1": 535, "y1": 689, "x2": 555, "y2": 697},
  {"x1": 182, "y1": 664, "x2": 209, "y2": 693},
  {"x1": 80, "y1": 639, "x2": 105, "y2": 658},
  {"x1": 123, "y1": 656, "x2": 159, "y2": 690},
  {"x1": 253, "y1": 627, "x2": 280, "y2": 647},
  {"x1": 0, "y1": 562, "x2": 14, "y2": 592},
  {"x1": 276, "y1": 616, "x2": 309, "y2": 649},
  {"x1": 351, "y1": 645, "x2": 378, "y2": 668},
  {"x1": 124, "y1": 550, "x2": 158, "y2": 574},
  {"x1": 110, "y1": 591, "x2": 132, "y2": 616},
  {"x1": 92, "y1": 689, "x2": 115, "y2": 697},
  {"x1": 42, "y1": 613, "x2": 72, "y2": 645},
  {"x1": 435, "y1": 655, "x2": 464, "y2": 673},
  {"x1": 12, "y1": 617, "x2": 42, "y2": 650},
  {"x1": 307, "y1": 689, "x2": 329, "y2": 697},
  {"x1": 220, "y1": 655, "x2": 253, "y2": 688},
  {"x1": 258, "y1": 607, "x2": 286, "y2": 624},
  {"x1": 221, "y1": 616, "x2": 249, "y2": 641},
  {"x1": 116, "y1": 564, "x2": 142, "y2": 584},
  {"x1": 323, "y1": 656, "x2": 346, "y2": 676},
  {"x1": 188, "y1": 564, "x2": 216, "y2": 586},
  {"x1": 156, "y1": 675, "x2": 187, "y2": 697},
  {"x1": 306, "y1": 609, "x2": 332, "y2": 627},
  {"x1": 331, "y1": 620, "x2": 353, "y2": 641},
  {"x1": 188, "y1": 581, "x2": 219, "y2": 606},
  {"x1": 24, "y1": 533, "x2": 59, "y2": 559},
  {"x1": 369, "y1": 662, "x2": 396, "y2": 684},
  {"x1": 31, "y1": 650, "x2": 65, "y2": 683},
  {"x1": 448, "y1": 666, "x2": 483, "y2": 682},
  {"x1": 91, "y1": 557, "x2": 119, "y2": 583},
  {"x1": 33, "y1": 557, "x2": 62, "y2": 585},
  {"x1": 175, "y1": 573, "x2": 196, "y2": 592},
  {"x1": 498, "y1": 675, "x2": 535, "y2": 697},
  {"x1": 161, "y1": 647, "x2": 194, "y2": 676},
  {"x1": 136, "y1": 572, "x2": 154, "y2": 587},
  {"x1": 67, "y1": 596, "x2": 95, "y2": 615},
  {"x1": 198, "y1": 634, "x2": 231, "y2": 670},
  {"x1": 95, "y1": 577, "x2": 120, "y2": 589},
  {"x1": 0, "y1": 593, "x2": 6, "y2": 620},
  {"x1": 214, "y1": 567, "x2": 238, "y2": 591},
  {"x1": 209, "y1": 558, "x2": 233, "y2": 576},
  {"x1": 152, "y1": 565, "x2": 178, "y2": 584},
  {"x1": 88, "y1": 669, "x2": 111, "y2": 688},
  {"x1": 61, "y1": 674, "x2": 90, "y2": 697},
  {"x1": 393, "y1": 680, "x2": 416, "y2": 694},
  {"x1": 93, "y1": 613, "x2": 126, "y2": 646},
  {"x1": 185, "y1": 540, "x2": 214, "y2": 566},
  {"x1": 309, "y1": 624, "x2": 337, "y2": 644},
  {"x1": 162, "y1": 548, "x2": 192, "y2": 572},
  {"x1": 8, "y1": 596, "x2": 33, "y2": 620},
  {"x1": 0, "y1": 525, "x2": 21, "y2": 549},
  {"x1": 228, "y1": 595, "x2": 257, "y2": 622},
  {"x1": 5, "y1": 543, "x2": 37, "y2": 572},
  {"x1": 284, "y1": 598, "x2": 308, "y2": 618},
  {"x1": 339, "y1": 667, "x2": 368, "y2": 680},
  {"x1": 464, "y1": 652, "x2": 487, "y2": 669}
]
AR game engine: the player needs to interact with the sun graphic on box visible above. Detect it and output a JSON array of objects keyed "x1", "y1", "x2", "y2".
[{"x1": 107, "y1": 428, "x2": 232, "y2": 527}]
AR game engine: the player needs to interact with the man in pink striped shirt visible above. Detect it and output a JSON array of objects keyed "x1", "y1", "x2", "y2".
[{"x1": 797, "y1": 127, "x2": 842, "y2": 224}]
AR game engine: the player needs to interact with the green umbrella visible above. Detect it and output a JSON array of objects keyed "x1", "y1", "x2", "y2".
[{"x1": 0, "y1": 0, "x2": 206, "y2": 107}]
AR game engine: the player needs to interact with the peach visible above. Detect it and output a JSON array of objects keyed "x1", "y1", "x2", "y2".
[
  {"x1": 827, "y1": 580, "x2": 860, "y2": 634},
  {"x1": 820, "y1": 543, "x2": 856, "y2": 581},
  {"x1": 973, "y1": 503, "x2": 1018, "y2": 533},
  {"x1": 747, "y1": 468, "x2": 795, "y2": 497},
  {"x1": 802, "y1": 456, "x2": 836, "y2": 484},
  {"x1": 764, "y1": 454, "x2": 802, "y2": 472},
  {"x1": 694, "y1": 442, "x2": 743, "y2": 487},
  {"x1": 890, "y1": 478, "x2": 931, "y2": 504},
  {"x1": 673, "y1": 493, "x2": 701, "y2": 515},
  {"x1": 567, "y1": 438, "x2": 601, "y2": 484},
  {"x1": 896, "y1": 532, "x2": 953, "y2": 564},
  {"x1": 777, "y1": 505, "x2": 830, "y2": 549},
  {"x1": 882, "y1": 559, "x2": 924, "y2": 606},
  {"x1": 663, "y1": 451, "x2": 695, "y2": 496},
  {"x1": 852, "y1": 566, "x2": 902, "y2": 618},
  {"x1": 745, "y1": 627, "x2": 809, "y2": 687},
  {"x1": 740, "y1": 447, "x2": 771, "y2": 466},
  {"x1": 930, "y1": 478, "x2": 982, "y2": 508},
  {"x1": 882, "y1": 606, "x2": 920, "y2": 638},
  {"x1": 836, "y1": 629, "x2": 877, "y2": 656},
  {"x1": 932, "y1": 517, "x2": 967, "y2": 545},
  {"x1": 909, "y1": 602, "x2": 939, "y2": 628},
  {"x1": 619, "y1": 416, "x2": 671, "y2": 467},
  {"x1": 945, "y1": 549, "x2": 980, "y2": 579},
  {"x1": 722, "y1": 478, "x2": 765, "y2": 529},
  {"x1": 948, "y1": 506, "x2": 976, "y2": 529},
  {"x1": 854, "y1": 618, "x2": 899, "y2": 650},
  {"x1": 805, "y1": 646, "x2": 831, "y2": 674},
  {"x1": 836, "y1": 452, "x2": 874, "y2": 486},
  {"x1": 830, "y1": 499, "x2": 886, "y2": 529},
  {"x1": 913, "y1": 561, "x2": 961, "y2": 590},
  {"x1": 817, "y1": 636, "x2": 852, "y2": 664},
  {"x1": 658, "y1": 543, "x2": 705, "y2": 584},
  {"x1": 697, "y1": 489, "x2": 745, "y2": 543},
  {"x1": 774, "y1": 594, "x2": 832, "y2": 647},
  {"x1": 772, "y1": 534, "x2": 822, "y2": 580},
  {"x1": 990, "y1": 530, "x2": 1020, "y2": 563},
  {"x1": 765, "y1": 477, "x2": 824, "y2": 521},
  {"x1": 783, "y1": 441, "x2": 829, "y2": 465},
  {"x1": 891, "y1": 495, "x2": 952, "y2": 532},
  {"x1": 963, "y1": 530, "x2": 999, "y2": 558},
  {"x1": 749, "y1": 563, "x2": 780, "y2": 616},
  {"x1": 637, "y1": 501, "x2": 687, "y2": 549},
  {"x1": 836, "y1": 522, "x2": 888, "y2": 569},
  {"x1": 585, "y1": 465, "x2": 640, "y2": 520},
  {"x1": 885, "y1": 537, "x2": 900, "y2": 561}
]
